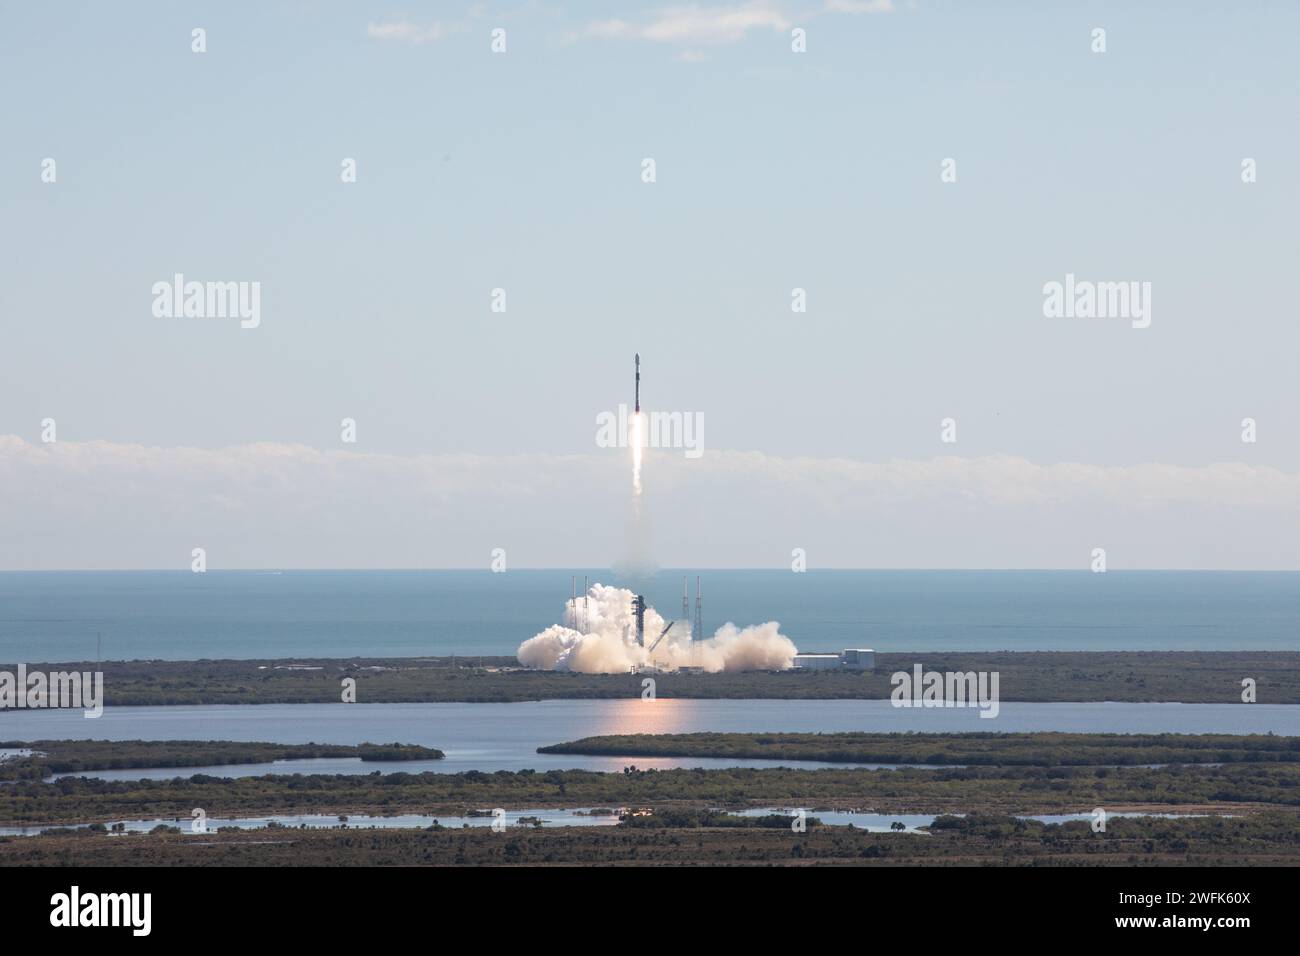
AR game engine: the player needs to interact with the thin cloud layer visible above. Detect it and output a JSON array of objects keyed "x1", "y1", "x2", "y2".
[
  {"x1": 2, "y1": 437, "x2": 1296, "y2": 570},
  {"x1": 583, "y1": 3, "x2": 792, "y2": 45},
  {"x1": 574, "y1": 0, "x2": 894, "y2": 46},
  {"x1": 824, "y1": 0, "x2": 894, "y2": 13}
]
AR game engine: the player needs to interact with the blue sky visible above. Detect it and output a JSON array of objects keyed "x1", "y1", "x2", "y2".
[{"x1": 1, "y1": 2, "x2": 1298, "y2": 568}]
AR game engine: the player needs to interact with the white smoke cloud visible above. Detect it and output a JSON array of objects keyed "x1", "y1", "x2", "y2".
[
  {"x1": 695, "y1": 620, "x2": 800, "y2": 671},
  {"x1": 516, "y1": 582, "x2": 798, "y2": 674}
]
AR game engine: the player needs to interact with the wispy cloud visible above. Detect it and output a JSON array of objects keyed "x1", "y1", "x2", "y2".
[
  {"x1": 824, "y1": 0, "x2": 894, "y2": 14},
  {"x1": 573, "y1": 0, "x2": 895, "y2": 47},
  {"x1": 366, "y1": 20, "x2": 448, "y2": 45},
  {"x1": 372, "y1": 2, "x2": 897, "y2": 51},
  {"x1": 580, "y1": 3, "x2": 792, "y2": 45},
  {"x1": 2, "y1": 437, "x2": 1295, "y2": 570}
]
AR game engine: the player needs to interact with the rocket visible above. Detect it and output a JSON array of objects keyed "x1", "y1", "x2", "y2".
[{"x1": 634, "y1": 353, "x2": 641, "y2": 413}]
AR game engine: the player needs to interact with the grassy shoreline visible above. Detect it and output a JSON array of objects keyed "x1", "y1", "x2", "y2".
[
  {"x1": 0, "y1": 740, "x2": 442, "y2": 782},
  {"x1": 3, "y1": 651, "x2": 1298, "y2": 705}
]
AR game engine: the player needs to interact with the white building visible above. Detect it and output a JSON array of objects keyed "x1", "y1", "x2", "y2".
[
  {"x1": 792, "y1": 653, "x2": 842, "y2": 671},
  {"x1": 791, "y1": 649, "x2": 875, "y2": 671}
]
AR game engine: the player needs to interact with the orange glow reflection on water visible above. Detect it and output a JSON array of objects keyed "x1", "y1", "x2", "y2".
[{"x1": 598, "y1": 697, "x2": 697, "y2": 737}]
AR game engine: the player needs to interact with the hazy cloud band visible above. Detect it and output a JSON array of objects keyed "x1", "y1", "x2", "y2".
[{"x1": 2, "y1": 437, "x2": 1295, "y2": 570}]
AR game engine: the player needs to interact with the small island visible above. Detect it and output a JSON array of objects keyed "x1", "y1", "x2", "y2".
[{"x1": 0, "y1": 739, "x2": 443, "y2": 782}]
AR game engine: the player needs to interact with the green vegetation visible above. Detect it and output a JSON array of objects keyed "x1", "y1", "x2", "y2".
[
  {"x1": 4, "y1": 736, "x2": 1300, "y2": 865},
  {"x1": 4, "y1": 812, "x2": 1300, "y2": 866},
  {"x1": 4, "y1": 761, "x2": 1300, "y2": 827},
  {"x1": 0, "y1": 739, "x2": 442, "y2": 782},
  {"x1": 540, "y1": 731, "x2": 1300, "y2": 766},
  {"x1": 6, "y1": 650, "x2": 1299, "y2": 704}
]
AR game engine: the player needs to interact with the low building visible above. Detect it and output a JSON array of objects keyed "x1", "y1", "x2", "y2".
[
  {"x1": 792, "y1": 653, "x2": 842, "y2": 671},
  {"x1": 792, "y1": 649, "x2": 875, "y2": 671},
  {"x1": 841, "y1": 648, "x2": 875, "y2": 670}
]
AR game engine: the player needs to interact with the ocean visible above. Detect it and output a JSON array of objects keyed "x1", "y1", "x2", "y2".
[{"x1": 0, "y1": 569, "x2": 1296, "y2": 662}]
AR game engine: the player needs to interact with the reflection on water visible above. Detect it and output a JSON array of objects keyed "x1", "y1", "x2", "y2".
[{"x1": 729, "y1": 808, "x2": 937, "y2": 833}]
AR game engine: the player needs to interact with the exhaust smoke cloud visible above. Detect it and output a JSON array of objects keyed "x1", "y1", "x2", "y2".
[{"x1": 516, "y1": 583, "x2": 798, "y2": 673}]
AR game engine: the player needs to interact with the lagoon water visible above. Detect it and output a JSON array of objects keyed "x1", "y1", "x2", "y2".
[
  {"x1": 2, "y1": 569, "x2": 1297, "y2": 662},
  {"x1": 5, "y1": 699, "x2": 1300, "y2": 777}
]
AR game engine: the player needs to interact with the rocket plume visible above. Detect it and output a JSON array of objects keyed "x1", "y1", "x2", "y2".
[
  {"x1": 516, "y1": 583, "x2": 799, "y2": 674},
  {"x1": 631, "y1": 353, "x2": 644, "y2": 508},
  {"x1": 630, "y1": 411, "x2": 644, "y2": 503},
  {"x1": 622, "y1": 353, "x2": 652, "y2": 577}
]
